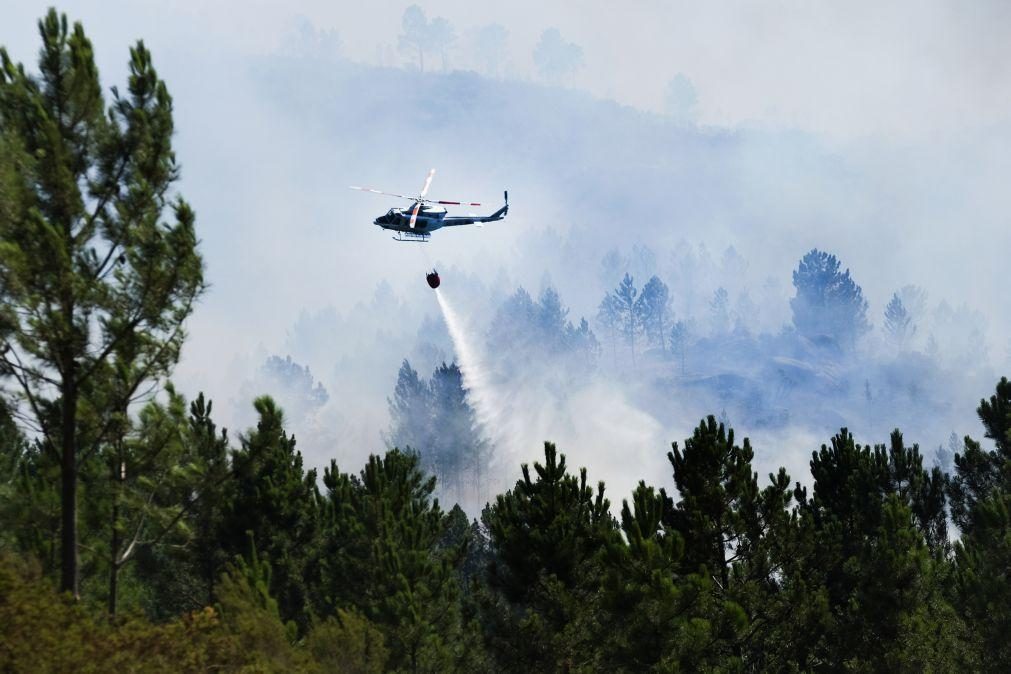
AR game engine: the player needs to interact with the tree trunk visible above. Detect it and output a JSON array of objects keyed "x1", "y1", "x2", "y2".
[
  {"x1": 109, "y1": 459, "x2": 122, "y2": 615},
  {"x1": 108, "y1": 541, "x2": 119, "y2": 615},
  {"x1": 628, "y1": 316, "x2": 637, "y2": 368},
  {"x1": 60, "y1": 387, "x2": 78, "y2": 597}
]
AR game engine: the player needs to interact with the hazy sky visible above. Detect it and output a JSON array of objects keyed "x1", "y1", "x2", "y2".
[
  {"x1": 6, "y1": 1, "x2": 1010, "y2": 142},
  {"x1": 4, "y1": 2, "x2": 1008, "y2": 358}
]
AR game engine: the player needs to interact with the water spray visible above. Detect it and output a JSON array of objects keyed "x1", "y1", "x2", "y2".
[{"x1": 433, "y1": 289, "x2": 503, "y2": 447}]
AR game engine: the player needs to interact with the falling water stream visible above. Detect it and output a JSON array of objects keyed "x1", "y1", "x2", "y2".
[{"x1": 433, "y1": 288, "x2": 503, "y2": 447}]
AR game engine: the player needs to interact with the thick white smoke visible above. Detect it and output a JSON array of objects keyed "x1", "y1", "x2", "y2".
[{"x1": 436, "y1": 286, "x2": 676, "y2": 505}]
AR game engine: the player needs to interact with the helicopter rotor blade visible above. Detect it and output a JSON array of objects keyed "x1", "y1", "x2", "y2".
[
  {"x1": 409, "y1": 201, "x2": 422, "y2": 229},
  {"x1": 349, "y1": 186, "x2": 413, "y2": 200},
  {"x1": 419, "y1": 168, "x2": 436, "y2": 199},
  {"x1": 433, "y1": 200, "x2": 482, "y2": 206}
]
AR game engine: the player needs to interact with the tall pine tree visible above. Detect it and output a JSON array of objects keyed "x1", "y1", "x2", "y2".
[{"x1": 0, "y1": 11, "x2": 204, "y2": 595}]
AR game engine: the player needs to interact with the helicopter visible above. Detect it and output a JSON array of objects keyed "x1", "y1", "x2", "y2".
[{"x1": 350, "y1": 169, "x2": 508, "y2": 242}]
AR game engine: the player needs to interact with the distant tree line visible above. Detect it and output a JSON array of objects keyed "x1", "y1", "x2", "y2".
[
  {"x1": 594, "y1": 246, "x2": 958, "y2": 373},
  {"x1": 396, "y1": 4, "x2": 583, "y2": 84}
]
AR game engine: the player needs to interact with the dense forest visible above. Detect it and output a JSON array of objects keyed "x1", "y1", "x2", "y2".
[{"x1": 3, "y1": 10, "x2": 1011, "y2": 673}]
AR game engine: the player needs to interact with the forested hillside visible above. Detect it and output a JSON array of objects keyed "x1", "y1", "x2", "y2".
[{"x1": 202, "y1": 24, "x2": 1007, "y2": 492}]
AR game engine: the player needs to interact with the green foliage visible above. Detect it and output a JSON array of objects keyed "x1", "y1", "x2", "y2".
[
  {"x1": 783, "y1": 429, "x2": 962, "y2": 670},
  {"x1": 305, "y1": 610, "x2": 388, "y2": 674},
  {"x1": 668, "y1": 416, "x2": 759, "y2": 586},
  {"x1": 948, "y1": 378, "x2": 1011, "y2": 671},
  {"x1": 487, "y1": 442, "x2": 615, "y2": 600},
  {"x1": 482, "y1": 442, "x2": 618, "y2": 670},
  {"x1": 0, "y1": 552, "x2": 244, "y2": 672},
  {"x1": 215, "y1": 540, "x2": 304, "y2": 669},
  {"x1": 979, "y1": 376, "x2": 1011, "y2": 453},
  {"x1": 953, "y1": 492, "x2": 1011, "y2": 670},
  {"x1": 0, "y1": 548, "x2": 388, "y2": 672},
  {"x1": 665, "y1": 416, "x2": 797, "y2": 669},
  {"x1": 0, "y1": 427, "x2": 60, "y2": 567},
  {"x1": 221, "y1": 396, "x2": 320, "y2": 632},
  {"x1": 318, "y1": 447, "x2": 484, "y2": 672},
  {"x1": 0, "y1": 8, "x2": 205, "y2": 595},
  {"x1": 599, "y1": 482, "x2": 737, "y2": 672}
]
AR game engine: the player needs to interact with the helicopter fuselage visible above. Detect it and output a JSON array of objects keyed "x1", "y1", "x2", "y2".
[
  {"x1": 374, "y1": 205, "x2": 451, "y2": 234},
  {"x1": 373, "y1": 192, "x2": 508, "y2": 241}
]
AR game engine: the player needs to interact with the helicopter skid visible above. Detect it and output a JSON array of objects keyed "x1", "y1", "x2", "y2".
[{"x1": 392, "y1": 231, "x2": 430, "y2": 242}]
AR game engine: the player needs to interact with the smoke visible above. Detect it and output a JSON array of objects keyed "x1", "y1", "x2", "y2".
[
  {"x1": 436, "y1": 286, "x2": 674, "y2": 503},
  {"x1": 6, "y1": 3, "x2": 1003, "y2": 505}
]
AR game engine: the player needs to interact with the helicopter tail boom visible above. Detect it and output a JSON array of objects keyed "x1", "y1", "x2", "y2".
[
  {"x1": 483, "y1": 191, "x2": 509, "y2": 220},
  {"x1": 443, "y1": 191, "x2": 508, "y2": 226}
]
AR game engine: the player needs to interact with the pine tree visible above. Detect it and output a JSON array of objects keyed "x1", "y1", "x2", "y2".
[
  {"x1": 398, "y1": 5, "x2": 430, "y2": 72},
  {"x1": 606, "y1": 273, "x2": 640, "y2": 366},
  {"x1": 790, "y1": 249, "x2": 869, "y2": 348},
  {"x1": 0, "y1": 409, "x2": 60, "y2": 569},
  {"x1": 252, "y1": 355, "x2": 329, "y2": 424},
  {"x1": 953, "y1": 491, "x2": 1011, "y2": 670},
  {"x1": 785, "y1": 429, "x2": 959, "y2": 668},
  {"x1": 709, "y1": 287, "x2": 730, "y2": 336},
  {"x1": 947, "y1": 377, "x2": 1011, "y2": 532},
  {"x1": 669, "y1": 319, "x2": 690, "y2": 375},
  {"x1": 488, "y1": 288, "x2": 537, "y2": 356},
  {"x1": 949, "y1": 378, "x2": 1011, "y2": 668},
  {"x1": 665, "y1": 416, "x2": 791, "y2": 610},
  {"x1": 318, "y1": 449, "x2": 484, "y2": 671},
  {"x1": 215, "y1": 537, "x2": 303, "y2": 670},
  {"x1": 599, "y1": 481, "x2": 741, "y2": 671},
  {"x1": 428, "y1": 17, "x2": 456, "y2": 71},
  {"x1": 133, "y1": 392, "x2": 232, "y2": 616},
  {"x1": 533, "y1": 28, "x2": 584, "y2": 84},
  {"x1": 429, "y1": 362, "x2": 487, "y2": 504},
  {"x1": 486, "y1": 286, "x2": 596, "y2": 377},
  {"x1": 566, "y1": 318, "x2": 600, "y2": 374},
  {"x1": 486, "y1": 443, "x2": 615, "y2": 599},
  {"x1": 220, "y1": 397, "x2": 319, "y2": 632},
  {"x1": 884, "y1": 293, "x2": 914, "y2": 350},
  {"x1": 979, "y1": 376, "x2": 1011, "y2": 454},
  {"x1": 482, "y1": 443, "x2": 617, "y2": 669},
  {"x1": 635, "y1": 275, "x2": 672, "y2": 352},
  {"x1": 102, "y1": 388, "x2": 197, "y2": 615},
  {"x1": 536, "y1": 287, "x2": 569, "y2": 353},
  {"x1": 0, "y1": 11, "x2": 205, "y2": 595},
  {"x1": 598, "y1": 248, "x2": 627, "y2": 286},
  {"x1": 596, "y1": 293, "x2": 623, "y2": 368},
  {"x1": 386, "y1": 359, "x2": 432, "y2": 453},
  {"x1": 185, "y1": 394, "x2": 231, "y2": 606}
]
